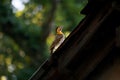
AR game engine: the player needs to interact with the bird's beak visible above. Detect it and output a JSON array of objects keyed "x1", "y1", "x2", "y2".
[{"x1": 59, "y1": 26, "x2": 63, "y2": 31}]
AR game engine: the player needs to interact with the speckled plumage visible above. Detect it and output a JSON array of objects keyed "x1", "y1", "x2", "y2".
[{"x1": 50, "y1": 27, "x2": 65, "y2": 54}]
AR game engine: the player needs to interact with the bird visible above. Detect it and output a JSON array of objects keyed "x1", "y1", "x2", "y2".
[{"x1": 50, "y1": 26, "x2": 65, "y2": 54}]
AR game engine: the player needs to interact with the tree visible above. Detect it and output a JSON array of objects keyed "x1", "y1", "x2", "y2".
[{"x1": 0, "y1": 0, "x2": 87, "y2": 79}]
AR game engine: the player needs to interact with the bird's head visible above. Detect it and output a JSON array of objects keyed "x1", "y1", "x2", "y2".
[{"x1": 56, "y1": 26, "x2": 63, "y2": 34}]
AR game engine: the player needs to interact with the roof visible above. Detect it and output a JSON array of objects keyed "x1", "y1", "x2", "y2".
[{"x1": 29, "y1": 0, "x2": 120, "y2": 80}]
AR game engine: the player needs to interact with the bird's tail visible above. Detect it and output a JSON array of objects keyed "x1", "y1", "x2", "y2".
[{"x1": 50, "y1": 47, "x2": 54, "y2": 54}]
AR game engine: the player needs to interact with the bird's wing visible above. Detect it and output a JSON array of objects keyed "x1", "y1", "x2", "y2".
[{"x1": 50, "y1": 34, "x2": 63, "y2": 50}]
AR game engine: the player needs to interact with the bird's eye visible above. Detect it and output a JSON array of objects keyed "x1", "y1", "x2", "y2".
[{"x1": 59, "y1": 27, "x2": 62, "y2": 30}]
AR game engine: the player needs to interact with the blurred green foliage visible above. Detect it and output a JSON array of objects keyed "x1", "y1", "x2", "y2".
[{"x1": 0, "y1": 0, "x2": 87, "y2": 80}]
